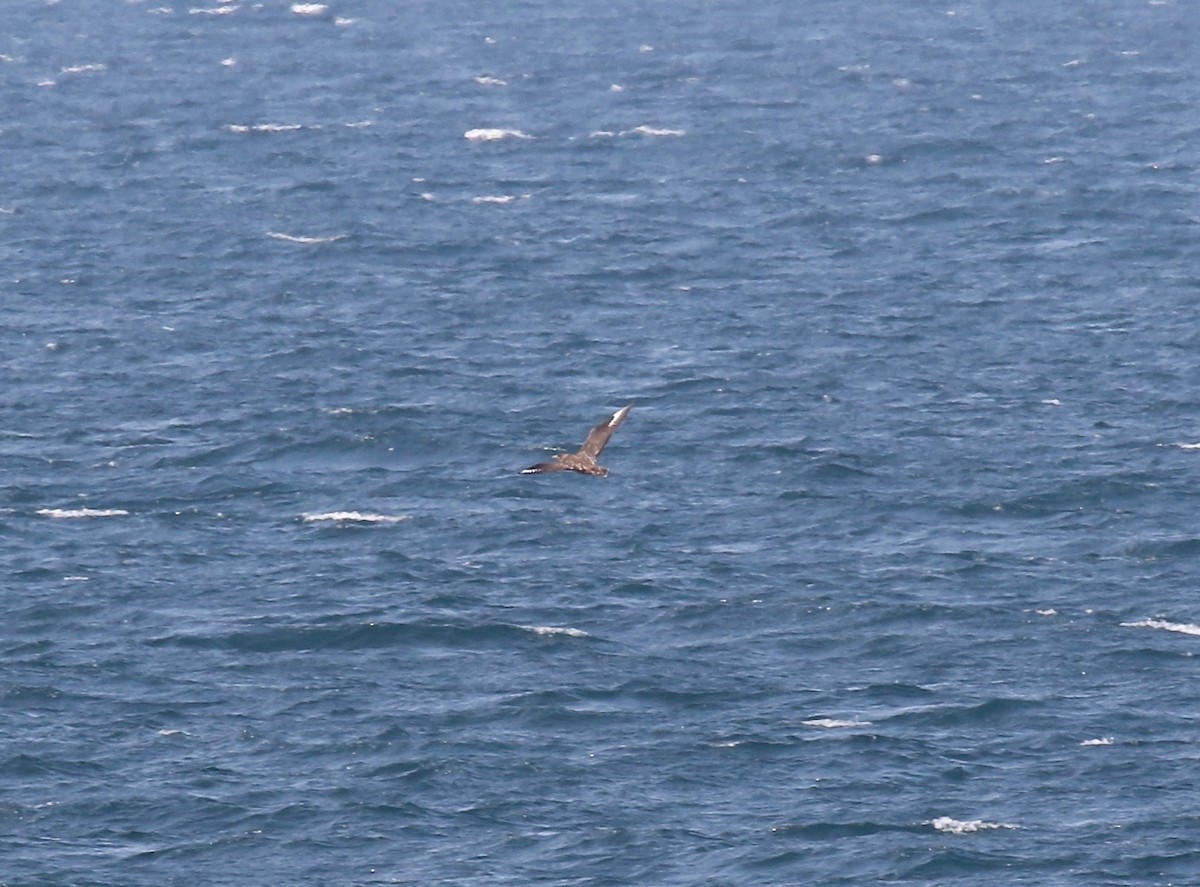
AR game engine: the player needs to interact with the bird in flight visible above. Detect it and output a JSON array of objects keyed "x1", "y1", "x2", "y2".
[{"x1": 521, "y1": 404, "x2": 633, "y2": 476}]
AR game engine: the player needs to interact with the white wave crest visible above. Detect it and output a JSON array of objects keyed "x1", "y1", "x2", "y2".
[
  {"x1": 1080, "y1": 737, "x2": 1114, "y2": 746},
  {"x1": 1120, "y1": 618, "x2": 1200, "y2": 637},
  {"x1": 225, "y1": 123, "x2": 304, "y2": 134},
  {"x1": 471, "y1": 195, "x2": 517, "y2": 205},
  {"x1": 38, "y1": 508, "x2": 129, "y2": 519},
  {"x1": 301, "y1": 511, "x2": 411, "y2": 524},
  {"x1": 464, "y1": 128, "x2": 532, "y2": 142},
  {"x1": 520, "y1": 625, "x2": 589, "y2": 638},
  {"x1": 929, "y1": 816, "x2": 1019, "y2": 835},
  {"x1": 291, "y1": 2, "x2": 328, "y2": 13},
  {"x1": 625, "y1": 125, "x2": 686, "y2": 137},
  {"x1": 803, "y1": 718, "x2": 871, "y2": 729},
  {"x1": 266, "y1": 231, "x2": 347, "y2": 244},
  {"x1": 473, "y1": 75, "x2": 507, "y2": 87}
]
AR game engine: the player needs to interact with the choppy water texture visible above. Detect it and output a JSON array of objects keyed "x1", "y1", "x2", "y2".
[{"x1": 3, "y1": 1, "x2": 1200, "y2": 884}]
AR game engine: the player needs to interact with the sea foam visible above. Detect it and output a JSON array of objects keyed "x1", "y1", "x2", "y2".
[
  {"x1": 301, "y1": 512, "x2": 410, "y2": 524},
  {"x1": 1120, "y1": 619, "x2": 1200, "y2": 637},
  {"x1": 464, "y1": 128, "x2": 532, "y2": 141},
  {"x1": 929, "y1": 816, "x2": 1019, "y2": 835},
  {"x1": 266, "y1": 231, "x2": 347, "y2": 244},
  {"x1": 519, "y1": 625, "x2": 589, "y2": 638},
  {"x1": 802, "y1": 718, "x2": 871, "y2": 729},
  {"x1": 37, "y1": 508, "x2": 129, "y2": 519}
]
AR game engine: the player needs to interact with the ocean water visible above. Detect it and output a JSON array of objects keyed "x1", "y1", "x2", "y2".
[{"x1": 3, "y1": 1, "x2": 1199, "y2": 884}]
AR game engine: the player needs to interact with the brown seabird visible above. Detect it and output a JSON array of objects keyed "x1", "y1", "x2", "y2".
[{"x1": 521, "y1": 404, "x2": 633, "y2": 476}]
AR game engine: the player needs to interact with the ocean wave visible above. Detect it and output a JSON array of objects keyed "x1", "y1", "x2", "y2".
[
  {"x1": 150, "y1": 619, "x2": 589, "y2": 653},
  {"x1": 265, "y1": 231, "x2": 347, "y2": 244},
  {"x1": 60, "y1": 63, "x2": 106, "y2": 75},
  {"x1": 464, "y1": 128, "x2": 533, "y2": 142},
  {"x1": 225, "y1": 123, "x2": 305, "y2": 133},
  {"x1": 301, "y1": 512, "x2": 410, "y2": 524},
  {"x1": 519, "y1": 625, "x2": 589, "y2": 638},
  {"x1": 1120, "y1": 619, "x2": 1200, "y2": 637},
  {"x1": 37, "y1": 508, "x2": 129, "y2": 519},
  {"x1": 589, "y1": 126, "x2": 687, "y2": 140},
  {"x1": 802, "y1": 718, "x2": 872, "y2": 729},
  {"x1": 928, "y1": 816, "x2": 1019, "y2": 835},
  {"x1": 625, "y1": 125, "x2": 686, "y2": 137}
]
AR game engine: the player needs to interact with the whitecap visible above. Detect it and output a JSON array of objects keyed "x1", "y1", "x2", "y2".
[
  {"x1": 464, "y1": 128, "x2": 532, "y2": 141},
  {"x1": 1080, "y1": 737, "x2": 1114, "y2": 746},
  {"x1": 1120, "y1": 618, "x2": 1200, "y2": 637},
  {"x1": 520, "y1": 625, "x2": 589, "y2": 638},
  {"x1": 60, "y1": 63, "x2": 106, "y2": 75},
  {"x1": 190, "y1": 5, "x2": 237, "y2": 14},
  {"x1": 225, "y1": 123, "x2": 305, "y2": 133},
  {"x1": 624, "y1": 125, "x2": 685, "y2": 137},
  {"x1": 474, "y1": 75, "x2": 507, "y2": 87},
  {"x1": 803, "y1": 718, "x2": 871, "y2": 729},
  {"x1": 266, "y1": 231, "x2": 347, "y2": 244},
  {"x1": 290, "y1": 3, "x2": 327, "y2": 14},
  {"x1": 1173, "y1": 442, "x2": 1200, "y2": 450},
  {"x1": 471, "y1": 195, "x2": 517, "y2": 205},
  {"x1": 301, "y1": 511, "x2": 410, "y2": 524},
  {"x1": 929, "y1": 816, "x2": 1019, "y2": 835},
  {"x1": 38, "y1": 508, "x2": 129, "y2": 519}
]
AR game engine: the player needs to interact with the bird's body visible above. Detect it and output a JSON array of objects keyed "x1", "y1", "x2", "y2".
[{"x1": 521, "y1": 404, "x2": 633, "y2": 477}]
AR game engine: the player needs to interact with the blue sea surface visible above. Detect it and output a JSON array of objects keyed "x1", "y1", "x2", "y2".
[{"x1": 3, "y1": 1, "x2": 1200, "y2": 884}]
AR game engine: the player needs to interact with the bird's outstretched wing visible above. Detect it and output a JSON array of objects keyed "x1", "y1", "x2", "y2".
[
  {"x1": 577, "y1": 404, "x2": 633, "y2": 458},
  {"x1": 521, "y1": 460, "x2": 567, "y2": 474}
]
